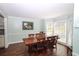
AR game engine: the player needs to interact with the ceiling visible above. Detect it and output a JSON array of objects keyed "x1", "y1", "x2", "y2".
[{"x1": 0, "y1": 3, "x2": 74, "y2": 19}]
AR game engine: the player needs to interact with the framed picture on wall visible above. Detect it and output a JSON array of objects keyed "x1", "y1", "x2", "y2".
[{"x1": 22, "y1": 21, "x2": 33, "y2": 30}]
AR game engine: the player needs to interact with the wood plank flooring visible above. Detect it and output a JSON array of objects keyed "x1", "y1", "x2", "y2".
[{"x1": 0, "y1": 42, "x2": 72, "y2": 56}]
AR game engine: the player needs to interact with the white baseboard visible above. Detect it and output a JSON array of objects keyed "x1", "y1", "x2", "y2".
[
  {"x1": 5, "y1": 40, "x2": 23, "y2": 48},
  {"x1": 73, "y1": 52, "x2": 79, "y2": 56},
  {"x1": 58, "y1": 41, "x2": 72, "y2": 48},
  {"x1": 5, "y1": 44, "x2": 9, "y2": 48},
  {"x1": 8, "y1": 40, "x2": 23, "y2": 46}
]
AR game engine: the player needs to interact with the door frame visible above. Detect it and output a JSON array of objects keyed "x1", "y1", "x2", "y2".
[{"x1": 0, "y1": 10, "x2": 8, "y2": 48}]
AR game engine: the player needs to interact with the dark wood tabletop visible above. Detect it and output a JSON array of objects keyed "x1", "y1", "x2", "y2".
[
  {"x1": 23, "y1": 37, "x2": 45, "y2": 46},
  {"x1": 23, "y1": 35, "x2": 59, "y2": 46}
]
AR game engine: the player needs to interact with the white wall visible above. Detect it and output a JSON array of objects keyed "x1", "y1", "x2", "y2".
[
  {"x1": 7, "y1": 16, "x2": 44, "y2": 44},
  {"x1": 72, "y1": 3, "x2": 79, "y2": 56}
]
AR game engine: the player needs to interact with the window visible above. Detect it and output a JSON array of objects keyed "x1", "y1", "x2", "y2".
[
  {"x1": 54, "y1": 21, "x2": 66, "y2": 43},
  {"x1": 46, "y1": 22, "x2": 53, "y2": 36},
  {"x1": 45, "y1": 19, "x2": 72, "y2": 46}
]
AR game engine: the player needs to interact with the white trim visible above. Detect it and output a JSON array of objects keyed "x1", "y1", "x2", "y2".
[
  {"x1": 4, "y1": 17, "x2": 8, "y2": 48},
  {"x1": 0, "y1": 9, "x2": 8, "y2": 48},
  {"x1": 8, "y1": 40, "x2": 23, "y2": 45},
  {"x1": 58, "y1": 41, "x2": 72, "y2": 47},
  {"x1": 73, "y1": 52, "x2": 79, "y2": 56}
]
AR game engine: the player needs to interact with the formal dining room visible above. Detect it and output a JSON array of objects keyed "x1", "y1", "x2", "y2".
[{"x1": 0, "y1": 3, "x2": 73, "y2": 56}]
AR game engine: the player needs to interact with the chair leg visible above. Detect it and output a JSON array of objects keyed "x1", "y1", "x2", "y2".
[
  {"x1": 54, "y1": 44, "x2": 57, "y2": 54},
  {"x1": 56, "y1": 44, "x2": 57, "y2": 50}
]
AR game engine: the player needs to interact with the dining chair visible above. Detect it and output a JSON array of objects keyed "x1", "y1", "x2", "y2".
[
  {"x1": 35, "y1": 33, "x2": 45, "y2": 41},
  {"x1": 39, "y1": 32, "x2": 45, "y2": 38},
  {"x1": 47, "y1": 36, "x2": 54, "y2": 49},
  {"x1": 28, "y1": 34, "x2": 34, "y2": 38},
  {"x1": 52, "y1": 36, "x2": 59, "y2": 49},
  {"x1": 36, "y1": 41, "x2": 46, "y2": 52},
  {"x1": 35, "y1": 33, "x2": 46, "y2": 52}
]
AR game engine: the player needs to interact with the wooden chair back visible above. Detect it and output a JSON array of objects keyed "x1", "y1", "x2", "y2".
[
  {"x1": 28, "y1": 34, "x2": 34, "y2": 38},
  {"x1": 35, "y1": 33, "x2": 45, "y2": 41},
  {"x1": 53, "y1": 36, "x2": 59, "y2": 45},
  {"x1": 46, "y1": 36, "x2": 59, "y2": 49}
]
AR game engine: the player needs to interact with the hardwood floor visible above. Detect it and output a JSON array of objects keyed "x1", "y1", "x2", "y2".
[{"x1": 0, "y1": 42, "x2": 72, "y2": 56}]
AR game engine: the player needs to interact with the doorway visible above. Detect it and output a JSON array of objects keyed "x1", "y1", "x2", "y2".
[{"x1": 0, "y1": 14, "x2": 5, "y2": 48}]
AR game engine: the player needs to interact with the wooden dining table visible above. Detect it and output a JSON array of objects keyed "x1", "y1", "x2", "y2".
[
  {"x1": 23, "y1": 35, "x2": 59, "y2": 52},
  {"x1": 23, "y1": 37, "x2": 46, "y2": 46},
  {"x1": 23, "y1": 37, "x2": 47, "y2": 52}
]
